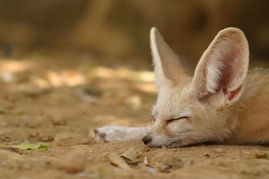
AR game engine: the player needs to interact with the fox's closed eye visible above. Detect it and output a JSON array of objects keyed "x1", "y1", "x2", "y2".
[{"x1": 166, "y1": 116, "x2": 188, "y2": 123}]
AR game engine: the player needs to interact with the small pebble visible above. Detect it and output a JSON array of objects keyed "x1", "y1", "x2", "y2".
[{"x1": 57, "y1": 149, "x2": 88, "y2": 173}]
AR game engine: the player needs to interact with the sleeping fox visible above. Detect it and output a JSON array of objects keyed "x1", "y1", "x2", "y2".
[{"x1": 93, "y1": 27, "x2": 269, "y2": 148}]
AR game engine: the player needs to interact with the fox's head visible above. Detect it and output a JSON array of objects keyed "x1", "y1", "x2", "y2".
[{"x1": 142, "y1": 27, "x2": 249, "y2": 147}]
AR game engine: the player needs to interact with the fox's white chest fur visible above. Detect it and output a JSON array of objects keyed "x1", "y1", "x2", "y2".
[{"x1": 94, "y1": 27, "x2": 269, "y2": 148}]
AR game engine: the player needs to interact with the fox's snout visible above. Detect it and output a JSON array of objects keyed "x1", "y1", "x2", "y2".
[{"x1": 142, "y1": 135, "x2": 152, "y2": 145}]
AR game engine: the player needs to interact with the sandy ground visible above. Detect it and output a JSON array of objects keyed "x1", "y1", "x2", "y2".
[{"x1": 0, "y1": 58, "x2": 269, "y2": 179}]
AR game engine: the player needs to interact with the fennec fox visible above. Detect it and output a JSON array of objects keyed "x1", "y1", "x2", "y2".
[{"x1": 94, "y1": 27, "x2": 269, "y2": 148}]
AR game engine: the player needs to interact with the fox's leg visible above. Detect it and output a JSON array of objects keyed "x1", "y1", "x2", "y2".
[{"x1": 93, "y1": 126, "x2": 148, "y2": 142}]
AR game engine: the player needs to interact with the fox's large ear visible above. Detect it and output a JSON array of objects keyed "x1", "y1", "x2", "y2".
[
  {"x1": 150, "y1": 27, "x2": 190, "y2": 89},
  {"x1": 192, "y1": 27, "x2": 249, "y2": 104}
]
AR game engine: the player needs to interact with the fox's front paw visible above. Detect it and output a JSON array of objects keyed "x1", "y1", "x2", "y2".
[
  {"x1": 93, "y1": 126, "x2": 147, "y2": 142},
  {"x1": 93, "y1": 126, "x2": 132, "y2": 142}
]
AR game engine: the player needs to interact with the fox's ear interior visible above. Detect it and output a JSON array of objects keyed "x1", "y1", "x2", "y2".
[
  {"x1": 192, "y1": 27, "x2": 249, "y2": 104},
  {"x1": 150, "y1": 27, "x2": 190, "y2": 88}
]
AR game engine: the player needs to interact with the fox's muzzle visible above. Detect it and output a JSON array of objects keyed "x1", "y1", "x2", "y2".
[{"x1": 142, "y1": 135, "x2": 152, "y2": 145}]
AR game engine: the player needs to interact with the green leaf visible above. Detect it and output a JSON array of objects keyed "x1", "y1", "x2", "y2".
[{"x1": 12, "y1": 142, "x2": 51, "y2": 152}]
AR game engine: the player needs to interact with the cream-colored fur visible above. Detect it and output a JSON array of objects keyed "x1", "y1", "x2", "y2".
[{"x1": 94, "y1": 27, "x2": 269, "y2": 148}]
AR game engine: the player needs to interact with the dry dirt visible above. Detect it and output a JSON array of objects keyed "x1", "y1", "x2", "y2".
[{"x1": 0, "y1": 58, "x2": 269, "y2": 179}]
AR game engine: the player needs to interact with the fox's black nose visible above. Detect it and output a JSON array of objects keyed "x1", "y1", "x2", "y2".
[{"x1": 142, "y1": 135, "x2": 152, "y2": 145}]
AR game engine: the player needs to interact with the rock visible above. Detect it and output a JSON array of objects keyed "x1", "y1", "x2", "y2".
[
  {"x1": 57, "y1": 149, "x2": 88, "y2": 173},
  {"x1": 0, "y1": 150, "x2": 28, "y2": 169},
  {"x1": 149, "y1": 152, "x2": 183, "y2": 172}
]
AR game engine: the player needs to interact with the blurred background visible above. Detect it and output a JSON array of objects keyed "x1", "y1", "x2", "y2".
[{"x1": 0, "y1": 0, "x2": 268, "y2": 68}]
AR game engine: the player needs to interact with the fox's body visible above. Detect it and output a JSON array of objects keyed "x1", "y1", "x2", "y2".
[
  {"x1": 223, "y1": 69, "x2": 269, "y2": 144},
  {"x1": 94, "y1": 27, "x2": 269, "y2": 147}
]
